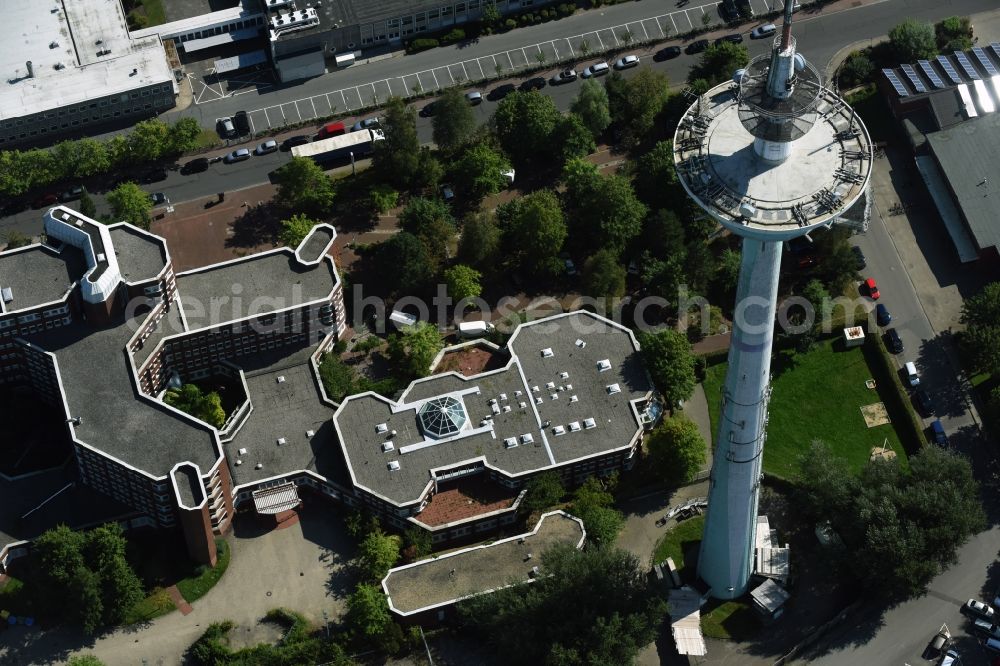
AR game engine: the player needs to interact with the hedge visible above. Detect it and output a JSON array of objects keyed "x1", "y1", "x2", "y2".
[
  {"x1": 406, "y1": 38, "x2": 439, "y2": 54},
  {"x1": 861, "y1": 329, "x2": 928, "y2": 453}
]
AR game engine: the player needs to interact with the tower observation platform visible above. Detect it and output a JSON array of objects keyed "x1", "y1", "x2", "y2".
[{"x1": 673, "y1": 0, "x2": 872, "y2": 600}]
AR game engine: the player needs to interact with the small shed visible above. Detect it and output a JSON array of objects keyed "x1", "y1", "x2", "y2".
[
  {"x1": 750, "y1": 578, "x2": 791, "y2": 623},
  {"x1": 843, "y1": 326, "x2": 865, "y2": 348}
]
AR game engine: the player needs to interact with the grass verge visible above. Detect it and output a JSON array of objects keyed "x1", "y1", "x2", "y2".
[
  {"x1": 704, "y1": 336, "x2": 909, "y2": 479},
  {"x1": 124, "y1": 586, "x2": 175, "y2": 625},
  {"x1": 651, "y1": 515, "x2": 705, "y2": 583},
  {"x1": 177, "y1": 539, "x2": 231, "y2": 604},
  {"x1": 700, "y1": 599, "x2": 759, "y2": 640}
]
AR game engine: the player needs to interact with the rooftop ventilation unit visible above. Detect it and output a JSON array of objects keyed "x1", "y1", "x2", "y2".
[
  {"x1": 54, "y1": 63, "x2": 65, "y2": 70},
  {"x1": 1, "y1": 288, "x2": 11, "y2": 303},
  {"x1": 376, "y1": 423, "x2": 388, "y2": 434},
  {"x1": 514, "y1": 390, "x2": 522, "y2": 397},
  {"x1": 49, "y1": 41, "x2": 59, "y2": 49},
  {"x1": 238, "y1": 447, "x2": 248, "y2": 455},
  {"x1": 97, "y1": 253, "x2": 106, "y2": 262},
  {"x1": 255, "y1": 463, "x2": 263, "y2": 469},
  {"x1": 519, "y1": 401, "x2": 527, "y2": 409},
  {"x1": 534, "y1": 397, "x2": 543, "y2": 405},
  {"x1": 541, "y1": 348, "x2": 554, "y2": 358},
  {"x1": 520, "y1": 433, "x2": 534, "y2": 444},
  {"x1": 499, "y1": 393, "x2": 508, "y2": 401},
  {"x1": 568, "y1": 421, "x2": 582, "y2": 432},
  {"x1": 266, "y1": 0, "x2": 293, "y2": 7},
  {"x1": 545, "y1": 381, "x2": 555, "y2": 390},
  {"x1": 552, "y1": 425, "x2": 566, "y2": 436},
  {"x1": 277, "y1": 437, "x2": 286, "y2": 445},
  {"x1": 491, "y1": 403, "x2": 501, "y2": 415},
  {"x1": 306, "y1": 429, "x2": 314, "y2": 437},
  {"x1": 235, "y1": 459, "x2": 242, "y2": 465},
  {"x1": 607, "y1": 383, "x2": 621, "y2": 395},
  {"x1": 560, "y1": 372, "x2": 569, "y2": 379},
  {"x1": 597, "y1": 359, "x2": 612, "y2": 371},
  {"x1": 565, "y1": 383, "x2": 573, "y2": 390},
  {"x1": 569, "y1": 395, "x2": 578, "y2": 403},
  {"x1": 387, "y1": 460, "x2": 400, "y2": 471},
  {"x1": 532, "y1": 385, "x2": 540, "y2": 393},
  {"x1": 382, "y1": 441, "x2": 394, "y2": 452},
  {"x1": 270, "y1": 8, "x2": 320, "y2": 35},
  {"x1": 575, "y1": 339, "x2": 586, "y2": 348},
  {"x1": 503, "y1": 405, "x2": 511, "y2": 413},
  {"x1": 504, "y1": 437, "x2": 518, "y2": 448},
  {"x1": 550, "y1": 393, "x2": 558, "y2": 400},
  {"x1": 583, "y1": 418, "x2": 597, "y2": 429},
  {"x1": 277, "y1": 375, "x2": 286, "y2": 383}
]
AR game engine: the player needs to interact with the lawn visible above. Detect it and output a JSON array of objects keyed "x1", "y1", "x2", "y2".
[
  {"x1": 176, "y1": 539, "x2": 231, "y2": 603},
  {"x1": 703, "y1": 337, "x2": 908, "y2": 480},
  {"x1": 652, "y1": 515, "x2": 705, "y2": 583},
  {"x1": 700, "y1": 599, "x2": 759, "y2": 640},
  {"x1": 124, "y1": 586, "x2": 175, "y2": 625}
]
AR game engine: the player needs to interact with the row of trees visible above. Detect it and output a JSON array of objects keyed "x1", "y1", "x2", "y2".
[
  {"x1": 960, "y1": 282, "x2": 1000, "y2": 433},
  {"x1": 0, "y1": 118, "x2": 204, "y2": 197}
]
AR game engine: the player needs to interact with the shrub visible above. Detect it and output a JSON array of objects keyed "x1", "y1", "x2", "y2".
[
  {"x1": 441, "y1": 28, "x2": 467, "y2": 44},
  {"x1": 557, "y1": 3, "x2": 576, "y2": 17},
  {"x1": 407, "y1": 38, "x2": 439, "y2": 54},
  {"x1": 840, "y1": 51, "x2": 875, "y2": 88},
  {"x1": 504, "y1": 18, "x2": 517, "y2": 29}
]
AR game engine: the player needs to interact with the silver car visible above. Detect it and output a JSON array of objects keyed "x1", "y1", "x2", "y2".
[
  {"x1": 254, "y1": 140, "x2": 278, "y2": 155},
  {"x1": 614, "y1": 55, "x2": 640, "y2": 69},
  {"x1": 224, "y1": 148, "x2": 252, "y2": 163}
]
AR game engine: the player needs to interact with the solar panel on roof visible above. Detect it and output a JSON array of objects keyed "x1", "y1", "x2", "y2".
[
  {"x1": 973, "y1": 79, "x2": 995, "y2": 113},
  {"x1": 882, "y1": 69, "x2": 909, "y2": 97},
  {"x1": 972, "y1": 47, "x2": 999, "y2": 77},
  {"x1": 954, "y1": 51, "x2": 981, "y2": 80},
  {"x1": 990, "y1": 43, "x2": 1000, "y2": 63},
  {"x1": 936, "y1": 55, "x2": 962, "y2": 85},
  {"x1": 918, "y1": 60, "x2": 945, "y2": 88},
  {"x1": 957, "y1": 83, "x2": 978, "y2": 118},
  {"x1": 900, "y1": 64, "x2": 927, "y2": 93}
]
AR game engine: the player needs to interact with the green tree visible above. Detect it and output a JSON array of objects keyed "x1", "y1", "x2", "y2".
[
  {"x1": 459, "y1": 543, "x2": 666, "y2": 664},
  {"x1": 492, "y1": 91, "x2": 563, "y2": 166},
  {"x1": 712, "y1": 247, "x2": 741, "y2": 300},
  {"x1": 570, "y1": 80, "x2": 612, "y2": 139},
  {"x1": 960, "y1": 282, "x2": 1000, "y2": 377},
  {"x1": 889, "y1": 19, "x2": 938, "y2": 63},
  {"x1": 402, "y1": 527, "x2": 433, "y2": 561},
  {"x1": 458, "y1": 211, "x2": 502, "y2": 270},
  {"x1": 639, "y1": 329, "x2": 696, "y2": 407},
  {"x1": 452, "y1": 143, "x2": 512, "y2": 201},
  {"x1": 357, "y1": 528, "x2": 401, "y2": 581},
  {"x1": 279, "y1": 213, "x2": 318, "y2": 247},
  {"x1": 273, "y1": 157, "x2": 336, "y2": 216},
  {"x1": 935, "y1": 16, "x2": 973, "y2": 51},
  {"x1": 688, "y1": 42, "x2": 749, "y2": 87},
  {"x1": 164, "y1": 383, "x2": 226, "y2": 428},
  {"x1": 444, "y1": 264, "x2": 483, "y2": 301},
  {"x1": 127, "y1": 119, "x2": 171, "y2": 163},
  {"x1": 646, "y1": 415, "x2": 706, "y2": 485},
  {"x1": 399, "y1": 196, "x2": 456, "y2": 272},
  {"x1": 107, "y1": 182, "x2": 153, "y2": 230},
  {"x1": 374, "y1": 97, "x2": 423, "y2": 190},
  {"x1": 521, "y1": 471, "x2": 565, "y2": 515},
  {"x1": 637, "y1": 209, "x2": 687, "y2": 303},
  {"x1": 167, "y1": 118, "x2": 204, "y2": 155},
  {"x1": 318, "y1": 353, "x2": 359, "y2": 402},
  {"x1": 840, "y1": 51, "x2": 874, "y2": 88},
  {"x1": 553, "y1": 114, "x2": 596, "y2": 164},
  {"x1": 387, "y1": 321, "x2": 444, "y2": 379},
  {"x1": 582, "y1": 249, "x2": 627, "y2": 306},
  {"x1": 499, "y1": 189, "x2": 567, "y2": 279},
  {"x1": 346, "y1": 584, "x2": 392, "y2": 639},
  {"x1": 482, "y1": 1, "x2": 501, "y2": 28},
  {"x1": 78, "y1": 187, "x2": 97, "y2": 219},
  {"x1": 370, "y1": 184, "x2": 399, "y2": 214},
  {"x1": 371, "y1": 231, "x2": 435, "y2": 295},
  {"x1": 812, "y1": 225, "x2": 859, "y2": 292},
  {"x1": 2, "y1": 229, "x2": 32, "y2": 250},
  {"x1": 633, "y1": 140, "x2": 680, "y2": 211},
  {"x1": 571, "y1": 477, "x2": 623, "y2": 547},
  {"x1": 84, "y1": 523, "x2": 144, "y2": 626},
  {"x1": 562, "y1": 158, "x2": 646, "y2": 257},
  {"x1": 604, "y1": 69, "x2": 670, "y2": 146},
  {"x1": 432, "y1": 87, "x2": 477, "y2": 152},
  {"x1": 54, "y1": 139, "x2": 110, "y2": 179},
  {"x1": 797, "y1": 441, "x2": 984, "y2": 599}
]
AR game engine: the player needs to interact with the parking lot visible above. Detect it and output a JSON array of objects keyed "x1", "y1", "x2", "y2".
[{"x1": 242, "y1": 0, "x2": 784, "y2": 132}]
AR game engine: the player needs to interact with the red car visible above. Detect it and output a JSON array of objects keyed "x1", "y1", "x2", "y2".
[{"x1": 865, "y1": 277, "x2": 880, "y2": 299}]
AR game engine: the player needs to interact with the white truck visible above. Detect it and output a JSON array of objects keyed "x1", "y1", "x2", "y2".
[
  {"x1": 291, "y1": 128, "x2": 384, "y2": 164},
  {"x1": 458, "y1": 321, "x2": 494, "y2": 338}
]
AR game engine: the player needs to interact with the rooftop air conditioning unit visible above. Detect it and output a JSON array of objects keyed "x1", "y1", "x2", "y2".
[
  {"x1": 306, "y1": 429, "x2": 314, "y2": 437},
  {"x1": 276, "y1": 437, "x2": 286, "y2": 445},
  {"x1": 255, "y1": 463, "x2": 263, "y2": 469},
  {"x1": 277, "y1": 375, "x2": 286, "y2": 383}
]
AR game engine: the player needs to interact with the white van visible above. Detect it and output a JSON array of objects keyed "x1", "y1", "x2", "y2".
[
  {"x1": 904, "y1": 361, "x2": 920, "y2": 387},
  {"x1": 458, "y1": 321, "x2": 494, "y2": 338},
  {"x1": 389, "y1": 310, "x2": 417, "y2": 329}
]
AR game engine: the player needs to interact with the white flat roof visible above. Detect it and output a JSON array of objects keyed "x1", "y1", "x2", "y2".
[{"x1": 0, "y1": 0, "x2": 173, "y2": 121}]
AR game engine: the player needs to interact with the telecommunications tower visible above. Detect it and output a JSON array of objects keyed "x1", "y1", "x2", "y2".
[{"x1": 672, "y1": 0, "x2": 872, "y2": 598}]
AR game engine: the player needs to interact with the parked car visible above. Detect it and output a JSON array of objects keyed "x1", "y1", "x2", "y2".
[
  {"x1": 613, "y1": 55, "x2": 640, "y2": 70},
  {"x1": 440, "y1": 184, "x2": 455, "y2": 201},
  {"x1": 217, "y1": 117, "x2": 237, "y2": 139},
  {"x1": 715, "y1": 33, "x2": 744, "y2": 45},
  {"x1": 718, "y1": 2, "x2": 739, "y2": 23},
  {"x1": 520, "y1": 77, "x2": 547, "y2": 92},
  {"x1": 233, "y1": 110, "x2": 250, "y2": 136},
  {"x1": 58, "y1": 186, "x2": 84, "y2": 202},
  {"x1": 254, "y1": 140, "x2": 278, "y2": 155},
  {"x1": 931, "y1": 419, "x2": 948, "y2": 446},
  {"x1": 904, "y1": 361, "x2": 921, "y2": 387},
  {"x1": 965, "y1": 599, "x2": 996, "y2": 621},
  {"x1": 654, "y1": 46, "x2": 682, "y2": 61},
  {"x1": 913, "y1": 389, "x2": 934, "y2": 416},
  {"x1": 852, "y1": 245, "x2": 867, "y2": 270},
  {"x1": 181, "y1": 157, "x2": 209, "y2": 174},
  {"x1": 223, "y1": 148, "x2": 252, "y2": 163},
  {"x1": 280, "y1": 135, "x2": 310, "y2": 151},
  {"x1": 885, "y1": 328, "x2": 904, "y2": 354},
  {"x1": 351, "y1": 117, "x2": 381, "y2": 132},
  {"x1": 564, "y1": 258, "x2": 577, "y2": 276},
  {"x1": 864, "y1": 277, "x2": 880, "y2": 299},
  {"x1": 32, "y1": 193, "x2": 59, "y2": 208},
  {"x1": 418, "y1": 101, "x2": 438, "y2": 117},
  {"x1": 465, "y1": 91, "x2": 483, "y2": 105},
  {"x1": 875, "y1": 303, "x2": 891, "y2": 326},
  {"x1": 488, "y1": 84, "x2": 517, "y2": 101},
  {"x1": 139, "y1": 168, "x2": 167, "y2": 184},
  {"x1": 582, "y1": 62, "x2": 610, "y2": 78},
  {"x1": 751, "y1": 24, "x2": 778, "y2": 39},
  {"x1": 149, "y1": 192, "x2": 169, "y2": 206},
  {"x1": 551, "y1": 69, "x2": 578, "y2": 84},
  {"x1": 686, "y1": 40, "x2": 710, "y2": 55}
]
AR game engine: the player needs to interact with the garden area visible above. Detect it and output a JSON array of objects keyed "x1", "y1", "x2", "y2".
[{"x1": 703, "y1": 336, "x2": 910, "y2": 480}]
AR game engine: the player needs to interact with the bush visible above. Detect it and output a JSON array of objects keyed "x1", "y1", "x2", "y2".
[
  {"x1": 840, "y1": 51, "x2": 874, "y2": 88},
  {"x1": 504, "y1": 18, "x2": 517, "y2": 29},
  {"x1": 557, "y1": 3, "x2": 576, "y2": 17},
  {"x1": 370, "y1": 185, "x2": 399, "y2": 214},
  {"x1": 407, "y1": 38, "x2": 439, "y2": 54},
  {"x1": 441, "y1": 28, "x2": 467, "y2": 45}
]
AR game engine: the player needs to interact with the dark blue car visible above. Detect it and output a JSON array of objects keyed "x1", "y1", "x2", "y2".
[{"x1": 876, "y1": 304, "x2": 891, "y2": 326}]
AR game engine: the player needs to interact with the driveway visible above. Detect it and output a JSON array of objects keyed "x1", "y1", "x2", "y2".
[{"x1": 0, "y1": 503, "x2": 355, "y2": 666}]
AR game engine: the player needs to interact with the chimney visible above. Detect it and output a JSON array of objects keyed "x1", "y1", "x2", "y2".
[{"x1": 26, "y1": 61, "x2": 33, "y2": 78}]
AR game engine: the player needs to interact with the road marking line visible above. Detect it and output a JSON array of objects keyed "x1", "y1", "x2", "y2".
[
  {"x1": 640, "y1": 20, "x2": 649, "y2": 40},
  {"x1": 460, "y1": 61, "x2": 469, "y2": 81},
  {"x1": 325, "y1": 92, "x2": 333, "y2": 112},
  {"x1": 595, "y1": 32, "x2": 605, "y2": 50},
  {"x1": 431, "y1": 69, "x2": 440, "y2": 89},
  {"x1": 670, "y1": 13, "x2": 678, "y2": 33},
  {"x1": 565, "y1": 38, "x2": 574, "y2": 57},
  {"x1": 551, "y1": 40, "x2": 559, "y2": 60},
  {"x1": 490, "y1": 54, "x2": 498, "y2": 75},
  {"x1": 339, "y1": 90, "x2": 347, "y2": 110},
  {"x1": 263, "y1": 107, "x2": 270, "y2": 127}
]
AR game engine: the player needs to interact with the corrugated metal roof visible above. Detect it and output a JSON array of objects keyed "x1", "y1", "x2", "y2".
[
  {"x1": 668, "y1": 587, "x2": 707, "y2": 656},
  {"x1": 253, "y1": 483, "x2": 301, "y2": 514}
]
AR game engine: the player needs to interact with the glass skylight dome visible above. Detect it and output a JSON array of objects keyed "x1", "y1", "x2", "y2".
[{"x1": 418, "y1": 396, "x2": 468, "y2": 438}]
